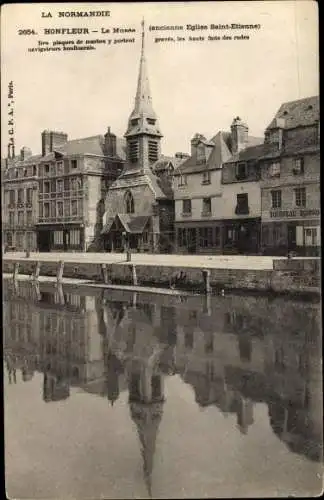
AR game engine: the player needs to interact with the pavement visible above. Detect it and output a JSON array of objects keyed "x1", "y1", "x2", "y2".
[{"x1": 2, "y1": 251, "x2": 293, "y2": 270}]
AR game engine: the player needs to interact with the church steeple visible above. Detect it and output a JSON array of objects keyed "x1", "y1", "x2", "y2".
[{"x1": 125, "y1": 19, "x2": 162, "y2": 173}]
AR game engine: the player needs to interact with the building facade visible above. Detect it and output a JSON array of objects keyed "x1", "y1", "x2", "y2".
[
  {"x1": 260, "y1": 96, "x2": 320, "y2": 256},
  {"x1": 173, "y1": 119, "x2": 262, "y2": 254},
  {"x1": 2, "y1": 129, "x2": 125, "y2": 252},
  {"x1": 101, "y1": 21, "x2": 179, "y2": 254}
]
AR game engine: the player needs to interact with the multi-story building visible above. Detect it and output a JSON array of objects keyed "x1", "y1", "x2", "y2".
[
  {"x1": 2, "y1": 128, "x2": 126, "y2": 252},
  {"x1": 2, "y1": 147, "x2": 40, "y2": 251},
  {"x1": 173, "y1": 119, "x2": 262, "y2": 254},
  {"x1": 260, "y1": 96, "x2": 320, "y2": 255},
  {"x1": 101, "y1": 22, "x2": 182, "y2": 254}
]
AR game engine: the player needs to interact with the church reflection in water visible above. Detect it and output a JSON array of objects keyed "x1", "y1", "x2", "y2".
[{"x1": 3, "y1": 280, "x2": 323, "y2": 496}]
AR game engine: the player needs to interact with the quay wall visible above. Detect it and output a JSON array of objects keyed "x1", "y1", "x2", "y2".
[{"x1": 2, "y1": 258, "x2": 320, "y2": 295}]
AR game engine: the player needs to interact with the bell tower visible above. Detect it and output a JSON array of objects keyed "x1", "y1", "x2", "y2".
[{"x1": 125, "y1": 19, "x2": 162, "y2": 174}]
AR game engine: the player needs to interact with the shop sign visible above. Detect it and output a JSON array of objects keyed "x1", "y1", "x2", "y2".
[{"x1": 270, "y1": 208, "x2": 320, "y2": 218}]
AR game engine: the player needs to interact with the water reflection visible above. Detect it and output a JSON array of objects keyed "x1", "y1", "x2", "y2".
[{"x1": 3, "y1": 280, "x2": 323, "y2": 497}]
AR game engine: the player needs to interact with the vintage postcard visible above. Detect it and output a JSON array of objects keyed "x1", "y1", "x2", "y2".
[{"x1": 1, "y1": 2, "x2": 322, "y2": 499}]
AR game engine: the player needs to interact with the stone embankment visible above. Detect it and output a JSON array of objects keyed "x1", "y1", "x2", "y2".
[{"x1": 2, "y1": 254, "x2": 320, "y2": 296}]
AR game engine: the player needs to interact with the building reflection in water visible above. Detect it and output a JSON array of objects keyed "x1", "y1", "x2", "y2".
[{"x1": 3, "y1": 279, "x2": 323, "y2": 493}]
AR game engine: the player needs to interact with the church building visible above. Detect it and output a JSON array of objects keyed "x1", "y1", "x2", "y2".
[{"x1": 101, "y1": 21, "x2": 176, "y2": 253}]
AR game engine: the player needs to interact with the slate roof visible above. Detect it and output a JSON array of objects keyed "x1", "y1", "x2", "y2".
[
  {"x1": 266, "y1": 96, "x2": 319, "y2": 130},
  {"x1": 101, "y1": 214, "x2": 150, "y2": 234},
  {"x1": 226, "y1": 143, "x2": 278, "y2": 163},
  {"x1": 116, "y1": 165, "x2": 173, "y2": 200},
  {"x1": 55, "y1": 135, "x2": 127, "y2": 160}
]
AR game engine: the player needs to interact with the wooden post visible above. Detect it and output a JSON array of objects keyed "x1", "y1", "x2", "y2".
[
  {"x1": 57, "y1": 260, "x2": 64, "y2": 284},
  {"x1": 131, "y1": 264, "x2": 138, "y2": 286},
  {"x1": 57, "y1": 284, "x2": 65, "y2": 305},
  {"x1": 202, "y1": 269, "x2": 211, "y2": 294},
  {"x1": 32, "y1": 282, "x2": 41, "y2": 301},
  {"x1": 203, "y1": 294, "x2": 211, "y2": 316},
  {"x1": 132, "y1": 292, "x2": 137, "y2": 309},
  {"x1": 101, "y1": 263, "x2": 109, "y2": 284},
  {"x1": 13, "y1": 262, "x2": 19, "y2": 281},
  {"x1": 32, "y1": 261, "x2": 41, "y2": 281}
]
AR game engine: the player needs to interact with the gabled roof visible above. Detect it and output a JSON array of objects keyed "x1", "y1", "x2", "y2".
[
  {"x1": 55, "y1": 135, "x2": 126, "y2": 160},
  {"x1": 101, "y1": 214, "x2": 150, "y2": 234},
  {"x1": 266, "y1": 96, "x2": 319, "y2": 130}
]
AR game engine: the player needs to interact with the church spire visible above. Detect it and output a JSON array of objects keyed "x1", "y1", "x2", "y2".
[{"x1": 125, "y1": 18, "x2": 162, "y2": 139}]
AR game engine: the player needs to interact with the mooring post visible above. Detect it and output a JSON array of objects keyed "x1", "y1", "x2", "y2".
[
  {"x1": 57, "y1": 284, "x2": 65, "y2": 305},
  {"x1": 132, "y1": 292, "x2": 137, "y2": 308},
  {"x1": 13, "y1": 262, "x2": 20, "y2": 282},
  {"x1": 131, "y1": 264, "x2": 138, "y2": 286},
  {"x1": 202, "y1": 269, "x2": 211, "y2": 294},
  {"x1": 101, "y1": 263, "x2": 109, "y2": 284},
  {"x1": 57, "y1": 260, "x2": 64, "y2": 284},
  {"x1": 32, "y1": 261, "x2": 41, "y2": 281}
]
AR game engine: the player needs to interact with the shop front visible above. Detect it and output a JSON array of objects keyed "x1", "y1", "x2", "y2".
[
  {"x1": 261, "y1": 208, "x2": 320, "y2": 256},
  {"x1": 101, "y1": 214, "x2": 152, "y2": 253},
  {"x1": 36, "y1": 224, "x2": 85, "y2": 252},
  {"x1": 222, "y1": 218, "x2": 261, "y2": 255}
]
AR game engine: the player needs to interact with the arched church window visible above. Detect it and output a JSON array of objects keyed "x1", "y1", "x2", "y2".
[{"x1": 125, "y1": 190, "x2": 135, "y2": 214}]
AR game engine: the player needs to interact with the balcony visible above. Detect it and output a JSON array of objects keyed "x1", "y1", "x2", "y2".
[
  {"x1": 201, "y1": 210, "x2": 212, "y2": 217},
  {"x1": 181, "y1": 212, "x2": 192, "y2": 217}
]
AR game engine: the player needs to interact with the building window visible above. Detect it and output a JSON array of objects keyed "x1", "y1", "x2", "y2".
[
  {"x1": 235, "y1": 193, "x2": 249, "y2": 214},
  {"x1": 44, "y1": 181, "x2": 50, "y2": 193},
  {"x1": 64, "y1": 200, "x2": 70, "y2": 217},
  {"x1": 26, "y1": 211, "x2": 32, "y2": 224},
  {"x1": 271, "y1": 190, "x2": 282, "y2": 209},
  {"x1": 9, "y1": 212, "x2": 14, "y2": 225},
  {"x1": 51, "y1": 201, "x2": 56, "y2": 218},
  {"x1": 26, "y1": 188, "x2": 32, "y2": 204},
  {"x1": 128, "y1": 140, "x2": 139, "y2": 163},
  {"x1": 215, "y1": 227, "x2": 221, "y2": 246},
  {"x1": 147, "y1": 118, "x2": 156, "y2": 125},
  {"x1": 148, "y1": 140, "x2": 159, "y2": 163},
  {"x1": 9, "y1": 190, "x2": 15, "y2": 204},
  {"x1": 57, "y1": 179, "x2": 63, "y2": 193},
  {"x1": 124, "y1": 190, "x2": 134, "y2": 214},
  {"x1": 236, "y1": 162, "x2": 247, "y2": 180},
  {"x1": 44, "y1": 164, "x2": 50, "y2": 175},
  {"x1": 57, "y1": 201, "x2": 63, "y2": 217},
  {"x1": 202, "y1": 197, "x2": 211, "y2": 215},
  {"x1": 64, "y1": 178, "x2": 70, "y2": 191},
  {"x1": 32, "y1": 165, "x2": 37, "y2": 176},
  {"x1": 71, "y1": 200, "x2": 78, "y2": 216},
  {"x1": 18, "y1": 212, "x2": 24, "y2": 225},
  {"x1": 199, "y1": 227, "x2": 213, "y2": 248},
  {"x1": 57, "y1": 162, "x2": 63, "y2": 175},
  {"x1": 44, "y1": 203, "x2": 50, "y2": 218},
  {"x1": 202, "y1": 170, "x2": 211, "y2": 184},
  {"x1": 6, "y1": 232, "x2": 13, "y2": 247},
  {"x1": 294, "y1": 187, "x2": 306, "y2": 207},
  {"x1": 293, "y1": 157, "x2": 304, "y2": 175},
  {"x1": 304, "y1": 227, "x2": 318, "y2": 246},
  {"x1": 269, "y1": 162, "x2": 281, "y2": 177},
  {"x1": 17, "y1": 189, "x2": 24, "y2": 203},
  {"x1": 178, "y1": 228, "x2": 187, "y2": 247},
  {"x1": 70, "y1": 229, "x2": 80, "y2": 245},
  {"x1": 54, "y1": 231, "x2": 64, "y2": 245},
  {"x1": 50, "y1": 164, "x2": 56, "y2": 176},
  {"x1": 23, "y1": 168, "x2": 28, "y2": 177},
  {"x1": 39, "y1": 204, "x2": 43, "y2": 218},
  {"x1": 178, "y1": 174, "x2": 187, "y2": 187},
  {"x1": 71, "y1": 159, "x2": 77, "y2": 169},
  {"x1": 182, "y1": 199, "x2": 191, "y2": 215}
]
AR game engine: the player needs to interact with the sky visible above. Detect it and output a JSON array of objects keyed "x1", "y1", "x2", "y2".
[{"x1": 1, "y1": 1, "x2": 319, "y2": 158}]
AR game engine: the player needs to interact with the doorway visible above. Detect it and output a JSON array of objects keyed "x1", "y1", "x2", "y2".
[
  {"x1": 287, "y1": 224, "x2": 297, "y2": 252},
  {"x1": 187, "y1": 228, "x2": 197, "y2": 254},
  {"x1": 37, "y1": 230, "x2": 52, "y2": 252}
]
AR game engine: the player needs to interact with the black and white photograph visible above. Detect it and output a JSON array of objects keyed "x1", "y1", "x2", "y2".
[{"x1": 1, "y1": 1, "x2": 322, "y2": 498}]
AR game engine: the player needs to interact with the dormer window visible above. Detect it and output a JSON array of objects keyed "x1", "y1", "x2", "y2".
[
  {"x1": 202, "y1": 170, "x2": 211, "y2": 184},
  {"x1": 236, "y1": 162, "x2": 247, "y2": 180},
  {"x1": 269, "y1": 162, "x2": 281, "y2": 178},
  {"x1": 147, "y1": 118, "x2": 156, "y2": 125},
  {"x1": 293, "y1": 157, "x2": 304, "y2": 175},
  {"x1": 124, "y1": 190, "x2": 135, "y2": 214},
  {"x1": 131, "y1": 118, "x2": 139, "y2": 127}
]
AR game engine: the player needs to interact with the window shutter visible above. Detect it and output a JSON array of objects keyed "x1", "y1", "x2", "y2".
[{"x1": 296, "y1": 226, "x2": 304, "y2": 246}]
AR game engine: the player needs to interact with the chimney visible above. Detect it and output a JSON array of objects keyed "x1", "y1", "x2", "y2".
[
  {"x1": 104, "y1": 126, "x2": 117, "y2": 157},
  {"x1": 191, "y1": 133, "x2": 204, "y2": 157},
  {"x1": 231, "y1": 117, "x2": 248, "y2": 154},
  {"x1": 42, "y1": 130, "x2": 68, "y2": 156},
  {"x1": 20, "y1": 147, "x2": 32, "y2": 161}
]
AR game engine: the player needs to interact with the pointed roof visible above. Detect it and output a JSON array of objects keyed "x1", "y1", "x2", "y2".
[
  {"x1": 125, "y1": 20, "x2": 162, "y2": 138},
  {"x1": 130, "y1": 400, "x2": 164, "y2": 498},
  {"x1": 266, "y1": 96, "x2": 319, "y2": 130}
]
